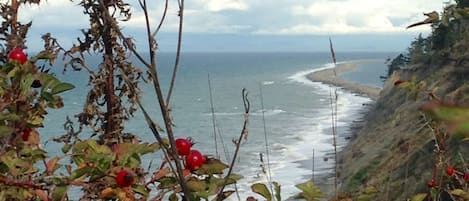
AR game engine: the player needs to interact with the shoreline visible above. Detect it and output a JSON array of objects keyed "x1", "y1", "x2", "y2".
[
  {"x1": 306, "y1": 61, "x2": 381, "y2": 100},
  {"x1": 300, "y1": 61, "x2": 381, "y2": 197}
]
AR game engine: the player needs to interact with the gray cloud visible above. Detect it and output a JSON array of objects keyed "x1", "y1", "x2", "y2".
[{"x1": 10, "y1": 0, "x2": 445, "y2": 51}]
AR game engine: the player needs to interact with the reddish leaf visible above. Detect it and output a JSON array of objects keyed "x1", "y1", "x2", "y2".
[{"x1": 46, "y1": 157, "x2": 60, "y2": 174}]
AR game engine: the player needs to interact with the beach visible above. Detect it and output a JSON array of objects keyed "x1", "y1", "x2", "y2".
[
  {"x1": 298, "y1": 61, "x2": 382, "y2": 197},
  {"x1": 306, "y1": 61, "x2": 381, "y2": 100}
]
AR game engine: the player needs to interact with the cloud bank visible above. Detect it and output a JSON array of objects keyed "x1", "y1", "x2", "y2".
[{"x1": 16, "y1": 0, "x2": 444, "y2": 35}]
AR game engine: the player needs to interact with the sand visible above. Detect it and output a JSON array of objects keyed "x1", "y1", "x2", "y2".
[{"x1": 306, "y1": 61, "x2": 381, "y2": 100}]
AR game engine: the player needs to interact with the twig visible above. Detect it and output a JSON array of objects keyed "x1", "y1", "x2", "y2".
[
  {"x1": 152, "y1": 0, "x2": 169, "y2": 37},
  {"x1": 328, "y1": 37, "x2": 339, "y2": 199},
  {"x1": 118, "y1": 69, "x2": 177, "y2": 179},
  {"x1": 165, "y1": 0, "x2": 184, "y2": 105},
  {"x1": 0, "y1": 177, "x2": 45, "y2": 190},
  {"x1": 216, "y1": 89, "x2": 250, "y2": 201},
  {"x1": 137, "y1": 0, "x2": 190, "y2": 199},
  {"x1": 208, "y1": 73, "x2": 220, "y2": 159},
  {"x1": 260, "y1": 83, "x2": 274, "y2": 198},
  {"x1": 312, "y1": 148, "x2": 315, "y2": 182},
  {"x1": 330, "y1": 88, "x2": 338, "y2": 199}
]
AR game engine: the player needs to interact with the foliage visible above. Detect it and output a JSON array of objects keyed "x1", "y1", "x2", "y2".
[
  {"x1": 421, "y1": 102, "x2": 469, "y2": 138},
  {"x1": 384, "y1": 53, "x2": 409, "y2": 77},
  {"x1": 294, "y1": 181, "x2": 324, "y2": 201},
  {"x1": 407, "y1": 34, "x2": 430, "y2": 64},
  {"x1": 250, "y1": 182, "x2": 281, "y2": 201},
  {"x1": 0, "y1": 0, "x2": 249, "y2": 200}
]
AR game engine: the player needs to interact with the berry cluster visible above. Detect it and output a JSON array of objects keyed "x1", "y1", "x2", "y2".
[
  {"x1": 175, "y1": 138, "x2": 206, "y2": 171},
  {"x1": 428, "y1": 165, "x2": 469, "y2": 189}
]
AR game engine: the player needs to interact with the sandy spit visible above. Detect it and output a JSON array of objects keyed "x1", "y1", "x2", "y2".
[{"x1": 306, "y1": 61, "x2": 381, "y2": 100}]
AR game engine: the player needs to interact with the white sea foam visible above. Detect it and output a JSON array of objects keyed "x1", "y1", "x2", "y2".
[
  {"x1": 262, "y1": 81, "x2": 275, "y2": 85},
  {"x1": 287, "y1": 62, "x2": 335, "y2": 87},
  {"x1": 238, "y1": 62, "x2": 373, "y2": 200},
  {"x1": 252, "y1": 109, "x2": 286, "y2": 116},
  {"x1": 204, "y1": 109, "x2": 286, "y2": 117}
]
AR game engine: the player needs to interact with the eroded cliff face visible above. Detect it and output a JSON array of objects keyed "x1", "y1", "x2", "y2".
[{"x1": 338, "y1": 31, "x2": 469, "y2": 200}]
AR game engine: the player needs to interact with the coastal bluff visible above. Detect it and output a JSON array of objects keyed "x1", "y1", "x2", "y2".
[{"x1": 338, "y1": 59, "x2": 469, "y2": 200}]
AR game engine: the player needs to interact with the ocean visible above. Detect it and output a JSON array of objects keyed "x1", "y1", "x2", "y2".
[{"x1": 41, "y1": 52, "x2": 394, "y2": 200}]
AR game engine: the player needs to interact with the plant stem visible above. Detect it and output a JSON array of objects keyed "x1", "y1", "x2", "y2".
[
  {"x1": 216, "y1": 89, "x2": 249, "y2": 201},
  {"x1": 138, "y1": 0, "x2": 190, "y2": 199},
  {"x1": 208, "y1": 73, "x2": 220, "y2": 159},
  {"x1": 166, "y1": 0, "x2": 184, "y2": 105},
  {"x1": 260, "y1": 84, "x2": 274, "y2": 198}
]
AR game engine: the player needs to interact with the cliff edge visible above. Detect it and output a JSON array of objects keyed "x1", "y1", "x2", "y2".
[{"x1": 338, "y1": 4, "x2": 469, "y2": 200}]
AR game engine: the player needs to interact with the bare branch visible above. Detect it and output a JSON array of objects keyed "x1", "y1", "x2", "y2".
[
  {"x1": 216, "y1": 88, "x2": 250, "y2": 201},
  {"x1": 165, "y1": 0, "x2": 184, "y2": 105},
  {"x1": 137, "y1": 0, "x2": 190, "y2": 199},
  {"x1": 152, "y1": 0, "x2": 169, "y2": 37}
]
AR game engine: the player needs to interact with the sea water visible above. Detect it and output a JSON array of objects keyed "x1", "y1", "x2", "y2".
[{"x1": 40, "y1": 52, "x2": 393, "y2": 199}]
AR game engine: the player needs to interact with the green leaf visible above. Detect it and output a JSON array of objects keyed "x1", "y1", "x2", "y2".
[
  {"x1": 20, "y1": 74, "x2": 33, "y2": 96},
  {"x1": 451, "y1": 189, "x2": 469, "y2": 200},
  {"x1": 420, "y1": 102, "x2": 469, "y2": 138},
  {"x1": 169, "y1": 193, "x2": 178, "y2": 201},
  {"x1": 196, "y1": 158, "x2": 229, "y2": 175},
  {"x1": 135, "y1": 142, "x2": 160, "y2": 155},
  {"x1": 211, "y1": 191, "x2": 235, "y2": 201},
  {"x1": 0, "y1": 155, "x2": 19, "y2": 176},
  {"x1": 430, "y1": 188, "x2": 438, "y2": 201},
  {"x1": 273, "y1": 182, "x2": 281, "y2": 201},
  {"x1": 86, "y1": 139, "x2": 112, "y2": 154},
  {"x1": 52, "y1": 186, "x2": 68, "y2": 201},
  {"x1": 158, "y1": 177, "x2": 178, "y2": 189},
  {"x1": 357, "y1": 194, "x2": 375, "y2": 201},
  {"x1": 62, "y1": 144, "x2": 72, "y2": 154},
  {"x1": 70, "y1": 166, "x2": 91, "y2": 180},
  {"x1": 51, "y1": 82, "x2": 74, "y2": 94},
  {"x1": 251, "y1": 183, "x2": 272, "y2": 201},
  {"x1": 0, "y1": 126, "x2": 13, "y2": 137},
  {"x1": 132, "y1": 185, "x2": 149, "y2": 198},
  {"x1": 411, "y1": 193, "x2": 428, "y2": 201},
  {"x1": 228, "y1": 173, "x2": 243, "y2": 181},
  {"x1": 0, "y1": 113, "x2": 20, "y2": 121},
  {"x1": 30, "y1": 51, "x2": 55, "y2": 62},
  {"x1": 41, "y1": 73, "x2": 61, "y2": 91},
  {"x1": 187, "y1": 178, "x2": 208, "y2": 192},
  {"x1": 31, "y1": 148, "x2": 47, "y2": 162},
  {"x1": 41, "y1": 91, "x2": 55, "y2": 102},
  {"x1": 6, "y1": 65, "x2": 19, "y2": 78},
  {"x1": 295, "y1": 181, "x2": 324, "y2": 201},
  {"x1": 27, "y1": 115, "x2": 44, "y2": 126}
]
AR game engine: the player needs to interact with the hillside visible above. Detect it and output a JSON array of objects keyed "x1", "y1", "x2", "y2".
[{"x1": 338, "y1": 3, "x2": 469, "y2": 201}]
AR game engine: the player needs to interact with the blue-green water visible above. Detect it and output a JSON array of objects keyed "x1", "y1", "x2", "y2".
[{"x1": 41, "y1": 52, "x2": 393, "y2": 199}]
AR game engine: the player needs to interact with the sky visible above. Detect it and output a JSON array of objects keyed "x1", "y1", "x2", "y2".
[{"x1": 17, "y1": 0, "x2": 447, "y2": 52}]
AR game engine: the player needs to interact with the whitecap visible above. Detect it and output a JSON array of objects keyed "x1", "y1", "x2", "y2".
[
  {"x1": 252, "y1": 109, "x2": 286, "y2": 116},
  {"x1": 262, "y1": 81, "x2": 275, "y2": 85}
]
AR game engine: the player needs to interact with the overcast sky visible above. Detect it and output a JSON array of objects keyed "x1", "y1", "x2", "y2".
[{"x1": 18, "y1": 0, "x2": 446, "y2": 52}]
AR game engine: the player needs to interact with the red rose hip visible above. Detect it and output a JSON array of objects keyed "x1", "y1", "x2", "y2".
[
  {"x1": 446, "y1": 166, "x2": 455, "y2": 176},
  {"x1": 116, "y1": 169, "x2": 134, "y2": 188},
  {"x1": 175, "y1": 138, "x2": 191, "y2": 156},
  {"x1": 428, "y1": 179, "x2": 436, "y2": 188},
  {"x1": 8, "y1": 48, "x2": 27, "y2": 64},
  {"x1": 185, "y1": 150, "x2": 205, "y2": 171},
  {"x1": 22, "y1": 128, "x2": 32, "y2": 141}
]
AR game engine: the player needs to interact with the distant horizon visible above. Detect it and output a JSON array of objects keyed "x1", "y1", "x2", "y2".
[{"x1": 26, "y1": 32, "x2": 423, "y2": 53}]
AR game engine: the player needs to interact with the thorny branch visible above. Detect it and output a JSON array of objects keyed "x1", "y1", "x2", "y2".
[{"x1": 216, "y1": 88, "x2": 250, "y2": 201}]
